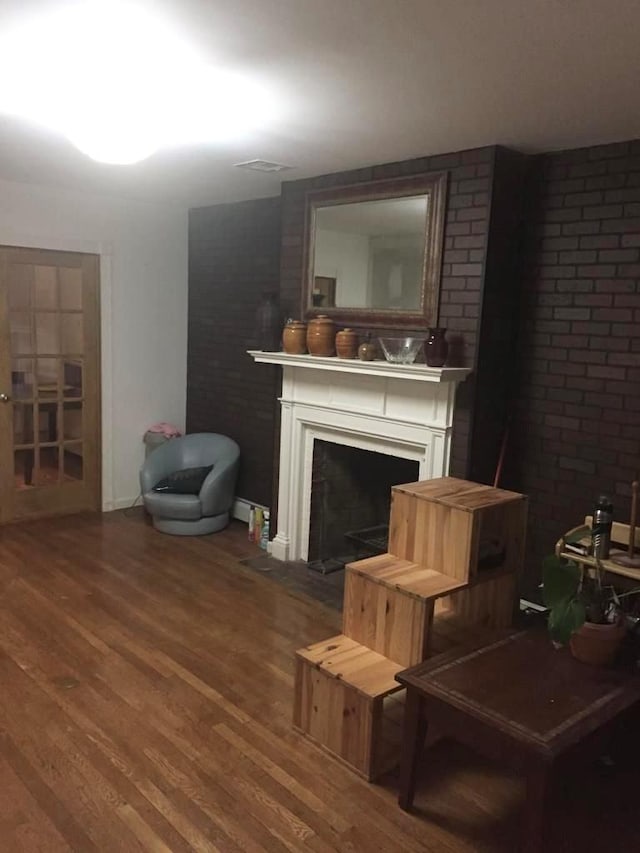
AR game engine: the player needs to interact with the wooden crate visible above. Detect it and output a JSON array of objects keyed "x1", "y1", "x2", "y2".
[
  {"x1": 293, "y1": 635, "x2": 403, "y2": 779},
  {"x1": 389, "y1": 477, "x2": 528, "y2": 583},
  {"x1": 343, "y1": 554, "x2": 465, "y2": 666},
  {"x1": 434, "y1": 571, "x2": 516, "y2": 629}
]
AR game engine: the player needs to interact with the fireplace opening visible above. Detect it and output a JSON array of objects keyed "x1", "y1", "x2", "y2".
[{"x1": 307, "y1": 440, "x2": 419, "y2": 571}]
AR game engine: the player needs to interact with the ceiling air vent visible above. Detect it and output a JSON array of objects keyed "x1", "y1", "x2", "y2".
[{"x1": 234, "y1": 159, "x2": 294, "y2": 173}]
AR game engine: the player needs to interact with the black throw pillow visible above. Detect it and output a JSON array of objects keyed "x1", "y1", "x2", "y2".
[{"x1": 152, "y1": 465, "x2": 214, "y2": 495}]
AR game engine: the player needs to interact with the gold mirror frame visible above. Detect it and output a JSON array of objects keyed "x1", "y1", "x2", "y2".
[{"x1": 303, "y1": 171, "x2": 448, "y2": 328}]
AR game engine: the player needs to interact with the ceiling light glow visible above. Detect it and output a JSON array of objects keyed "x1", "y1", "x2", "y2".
[{"x1": 0, "y1": 1, "x2": 279, "y2": 164}]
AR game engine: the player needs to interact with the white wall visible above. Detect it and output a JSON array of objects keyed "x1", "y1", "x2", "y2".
[
  {"x1": 0, "y1": 177, "x2": 188, "y2": 510},
  {"x1": 314, "y1": 228, "x2": 370, "y2": 306}
]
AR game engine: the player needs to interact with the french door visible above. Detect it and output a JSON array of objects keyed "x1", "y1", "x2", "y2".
[{"x1": 0, "y1": 246, "x2": 101, "y2": 522}]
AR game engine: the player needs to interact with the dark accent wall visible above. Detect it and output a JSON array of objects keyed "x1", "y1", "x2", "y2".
[
  {"x1": 187, "y1": 197, "x2": 282, "y2": 508},
  {"x1": 506, "y1": 141, "x2": 640, "y2": 595},
  {"x1": 186, "y1": 147, "x2": 527, "y2": 518},
  {"x1": 187, "y1": 143, "x2": 639, "y2": 599},
  {"x1": 280, "y1": 146, "x2": 526, "y2": 479}
]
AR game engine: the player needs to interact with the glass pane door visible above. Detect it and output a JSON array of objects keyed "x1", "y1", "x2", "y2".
[{"x1": 0, "y1": 247, "x2": 100, "y2": 521}]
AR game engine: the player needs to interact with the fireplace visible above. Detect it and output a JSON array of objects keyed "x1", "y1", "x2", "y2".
[
  {"x1": 308, "y1": 441, "x2": 419, "y2": 566},
  {"x1": 249, "y1": 351, "x2": 470, "y2": 562}
]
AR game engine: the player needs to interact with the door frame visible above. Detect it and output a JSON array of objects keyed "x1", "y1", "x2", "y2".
[{"x1": 0, "y1": 232, "x2": 114, "y2": 511}]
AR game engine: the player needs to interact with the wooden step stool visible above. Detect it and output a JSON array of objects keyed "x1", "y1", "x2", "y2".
[{"x1": 293, "y1": 477, "x2": 528, "y2": 780}]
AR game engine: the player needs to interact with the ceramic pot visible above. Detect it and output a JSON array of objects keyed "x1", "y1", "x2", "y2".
[
  {"x1": 425, "y1": 327, "x2": 448, "y2": 367},
  {"x1": 282, "y1": 320, "x2": 307, "y2": 354},
  {"x1": 335, "y1": 328, "x2": 358, "y2": 359},
  {"x1": 358, "y1": 338, "x2": 377, "y2": 361},
  {"x1": 569, "y1": 619, "x2": 626, "y2": 666},
  {"x1": 307, "y1": 315, "x2": 336, "y2": 356}
]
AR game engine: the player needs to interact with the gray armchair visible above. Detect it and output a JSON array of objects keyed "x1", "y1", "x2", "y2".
[{"x1": 140, "y1": 433, "x2": 240, "y2": 535}]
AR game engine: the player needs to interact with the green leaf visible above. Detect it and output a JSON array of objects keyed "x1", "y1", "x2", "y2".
[
  {"x1": 548, "y1": 599, "x2": 586, "y2": 645},
  {"x1": 542, "y1": 556, "x2": 581, "y2": 608}
]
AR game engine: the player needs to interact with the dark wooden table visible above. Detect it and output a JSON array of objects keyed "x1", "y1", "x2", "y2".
[{"x1": 396, "y1": 628, "x2": 640, "y2": 852}]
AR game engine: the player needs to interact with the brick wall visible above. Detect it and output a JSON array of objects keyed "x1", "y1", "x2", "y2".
[
  {"x1": 507, "y1": 141, "x2": 640, "y2": 594},
  {"x1": 186, "y1": 147, "x2": 527, "y2": 520},
  {"x1": 280, "y1": 146, "x2": 502, "y2": 477},
  {"x1": 187, "y1": 197, "x2": 282, "y2": 508}
]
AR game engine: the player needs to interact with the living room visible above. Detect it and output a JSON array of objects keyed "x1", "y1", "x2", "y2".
[{"x1": 0, "y1": 2, "x2": 638, "y2": 851}]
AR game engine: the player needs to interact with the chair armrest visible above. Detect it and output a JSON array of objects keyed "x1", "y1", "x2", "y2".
[{"x1": 199, "y1": 455, "x2": 240, "y2": 516}]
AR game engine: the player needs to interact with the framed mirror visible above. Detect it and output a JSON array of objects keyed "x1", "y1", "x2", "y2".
[{"x1": 303, "y1": 171, "x2": 447, "y2": 327}]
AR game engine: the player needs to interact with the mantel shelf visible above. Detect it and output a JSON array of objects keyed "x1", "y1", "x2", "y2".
[{"x1": 248, "y1": 350, "x2": 471, "y2": 384}]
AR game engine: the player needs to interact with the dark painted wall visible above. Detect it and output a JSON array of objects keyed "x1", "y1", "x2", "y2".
[
  {"x1": 187, "y1": 197, "x2": 282, "y2": 508},
  {"x1": 506, "y1": 141, "x2": 640, "y2": 595},
  {"x1": 279, "y1": 145, "x2": 526, "y2": 479},
  {"x1": 186, "y1": 138, "x2": 639, "y2": 596}
]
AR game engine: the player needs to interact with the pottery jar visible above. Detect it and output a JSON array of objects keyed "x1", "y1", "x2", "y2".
[
  {"x1": 307, "y1": 315, "x2": 336, "y2": 356},
  {"x1": 335, "y1": 328, "x2": 358, "y2": 359},
  {"x1": 425, "y1": 327, "x2": 448, "y2": 367},
  {"x1": 282, "y1": 320, "x2": 307, "y2": 354},
  {"x1": 358, "y1": 337, "x2": 377, "y2": 361}
]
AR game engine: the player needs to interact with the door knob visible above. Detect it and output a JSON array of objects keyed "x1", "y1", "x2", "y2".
[{"x1": 0, "y1": 393, "x2": 11, "y2": 403}]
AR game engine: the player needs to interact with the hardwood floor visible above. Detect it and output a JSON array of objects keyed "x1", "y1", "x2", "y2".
[{"x1": 0, "y1": 511, "x2": 637, "y2": 852}]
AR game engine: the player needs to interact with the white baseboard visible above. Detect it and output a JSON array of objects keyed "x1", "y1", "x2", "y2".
[
  {"x1": 104, "y1": 495, "x2": 143, "y2": 512},
  {"x1": 519, "y1": 598, "x2": 547, "y2": 613},
  {"x1": 105, "y1": 495, "x2": 266, "y2": 520},
  {"x1": 232, "y1": 497, "x2": 269, "y2": 523}
]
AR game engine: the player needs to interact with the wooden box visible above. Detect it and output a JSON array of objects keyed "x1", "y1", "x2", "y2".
[
  {"x1": 293, "y1": 635, "x2": 403, "y2": 780},
  {"x1": 388, "y1": 477, "x2": 528, "y2": 584}
]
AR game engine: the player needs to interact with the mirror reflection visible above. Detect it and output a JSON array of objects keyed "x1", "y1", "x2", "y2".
[
  {"x1": 304, "y1": 171, "x2": 447, "y2": 326},
  {"x1": 312, "y1": 196, "x2": 428, "y2": 311}
]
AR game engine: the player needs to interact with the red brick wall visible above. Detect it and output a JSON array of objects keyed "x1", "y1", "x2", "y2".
[
  {"x1": 187, "y1": 197, "x2": 282, "y2": 508},
  {"x1": 507, "y1": 141, "x2": 640, "y2": 594}
]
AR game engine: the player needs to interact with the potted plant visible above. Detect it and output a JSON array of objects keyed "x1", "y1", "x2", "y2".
[{"x1": 542, "y1": 546, "x2": 639, "y2": 665}]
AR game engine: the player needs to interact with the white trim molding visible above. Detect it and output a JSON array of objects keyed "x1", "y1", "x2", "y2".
[{"x1": 249, "y1": 351, "x2": 471, "y2": 562}]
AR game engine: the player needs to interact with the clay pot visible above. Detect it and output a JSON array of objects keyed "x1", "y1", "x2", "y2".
[
  {"x1": 569, "y1": 619, "x2": 626, "y2": 666},
  {"x1": 307, "y1": 315, "x2": 336, "y2": 356},
  {"x1": 282, "y1": 320, "x2": 307, "y2": 354},
  {"x1": 425, "y1": 327, "x2": 448, "y2": 367},
  {"x1": 335, "y1": 328, "x2": 358, "y2": 359},
  {"x1": 358, "y1": 338, "x2": 377, "y2": 361}
]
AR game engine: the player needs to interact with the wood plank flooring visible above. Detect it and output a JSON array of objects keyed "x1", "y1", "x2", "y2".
[{"x1": 0, "y1": 511, "x2": 638, "y2": 852}]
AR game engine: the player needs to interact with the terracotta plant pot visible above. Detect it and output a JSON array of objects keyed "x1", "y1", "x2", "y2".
[
  {"x1": 335, "y1": 328, "x2": 358, "y2": 359},
  {"x1": 307, "y1": 315, "x2": 336, "y2": 356},
  {"x1": 569, "y1": 619, "x2": 626, "y2": 666},
  {"x1": 282, "y1": 320, "x2": 307, "y2": 354}
]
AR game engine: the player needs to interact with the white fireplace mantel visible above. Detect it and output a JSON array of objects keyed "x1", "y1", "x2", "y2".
[{"x1": 249, "y1": 351, "x2": 471, "y2": 562}]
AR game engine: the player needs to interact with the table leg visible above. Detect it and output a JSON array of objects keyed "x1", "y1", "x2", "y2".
[
  {"x1": 398, "y1": 689, "x2": 428, "y2": 811},
  {"x1": 523, "y1": 762, "x2": 552, "y2": 853}
]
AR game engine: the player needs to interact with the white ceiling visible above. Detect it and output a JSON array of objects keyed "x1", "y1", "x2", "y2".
[{"x1": 1, "y1": 0, "x2": 639, "y2": 208}]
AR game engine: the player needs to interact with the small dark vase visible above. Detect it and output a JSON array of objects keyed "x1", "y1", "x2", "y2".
[
  {"x1": 425, "y1": 327, "x2": 448, "y2": 367},
  {"x1": 256, "y1": 291, "x2": 282, "y2": 351}
]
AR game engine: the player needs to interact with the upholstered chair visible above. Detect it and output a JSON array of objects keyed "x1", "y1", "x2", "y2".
[{"x1": 140, "y1": 433, "x2": 240, "y2": 535}]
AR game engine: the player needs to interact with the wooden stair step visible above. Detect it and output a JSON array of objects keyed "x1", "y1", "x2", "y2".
[
  {"x1": 296, "y1": 634, "x2": 403, "y2": 699},
  {"x1": 346, "y1": 553, "x2": 466, "y2": 600}
]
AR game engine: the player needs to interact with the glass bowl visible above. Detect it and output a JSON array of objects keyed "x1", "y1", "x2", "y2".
[{"x1": 377, "y1": 337, "x2": 424, "y2": 364}]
